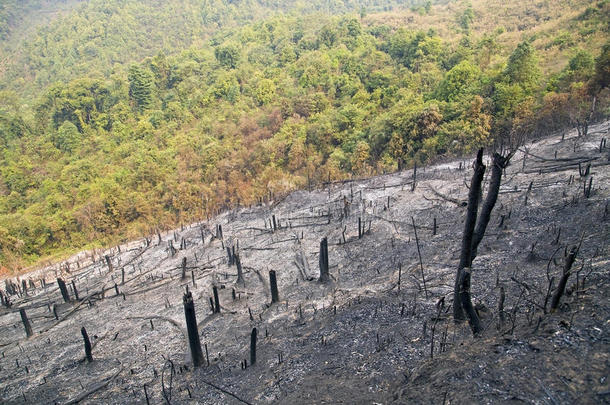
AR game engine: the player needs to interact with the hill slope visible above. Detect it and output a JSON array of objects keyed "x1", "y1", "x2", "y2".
[{"x1": 0, "y1": 122, "x2": 608, "y2": 403}]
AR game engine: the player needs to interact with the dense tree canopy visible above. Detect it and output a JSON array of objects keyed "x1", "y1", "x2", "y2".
[{"x1": 0, "y1": 0, "x2": 608, "y2": 270}]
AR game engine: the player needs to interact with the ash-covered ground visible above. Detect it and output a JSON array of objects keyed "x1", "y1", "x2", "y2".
[{"x1": 1, "y1": 122, "x2": 609, "y2": 404}]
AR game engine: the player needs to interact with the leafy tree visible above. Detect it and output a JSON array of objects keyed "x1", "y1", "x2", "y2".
[
  {"x1": 590, "y1": 41, "x2": 610, "y2": 94},
  {"x1": 128, "y1": 65, "x2": 154, "y2": 112},
  {"x1": 215, "y1": 44, "x2": 240, "y2": 69},
  {"x1": 503, "y1": 41, "x2": 541, "y2": 94},
  {"x1": 436, "y1": 60, "x2": 481, "y2": 102},
  {"x1": 53, "y1": 120, "x2": 81, "y2": 152}
]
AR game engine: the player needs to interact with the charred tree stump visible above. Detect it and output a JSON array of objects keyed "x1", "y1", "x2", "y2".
[
  {"x1": 433, "y1": 217, "x2": 437, "y2": 235},
  {"x1": 57, "y1": 278, "x2": 70, "y2": 303},
  {"x1": 169, "y1": 241, "x2": 176, "y2": 257},
  {"x1": 411, "y1": 217, "x2": 428, "y2": 299},
  {"x1": 250, "y1": 328, "x2": 257, "y2": 366},
  {"x1": 71, "y1": 280, "x2": 79, "y2": 301},
  {"x1": 183, "y1": 292, "x2": 204, "y2": 367},
  {"x1": 213, "y1": 286, "x2": 221, "y2": 314},
  {"x1": 584, "y1": 177, "x2": 593, "y2": 198},
  {"x1": 398, "y1": 263, "x2": 402, "y2": 293},
  {"x1": 105, "y1": 256, "x2": 113, "y2": 272},
  {"x1": 319, "y1": 237, "x2": 330, "y2": 283},
  {"x1": 358, "y1": 217, "x2": 362, "y2": 239},
  {"x1": 226, "y1": 247, "x2": 234, "y2": 266},
  {"x1": 498, "y1": 286, "x2": 505, "y2": 330},
  {"x1": 269, "y1": 271, "x2": 279, "y2": 303},
  {"x1": 272, "y1": 215, "x2": 278, "y2": 231},
  {"x1": 550, "y1": 246, "x2": 578, "y2": 312},
  {"x1": 20, "y1": 308, "x2": 33, "y2": 338},
  {"x1": 411, "y1": 163, "x2": 417, "y2": 192},
  {"x1": 181, "y1": 257, "x2": 187, "y2": 280},
  {"x1": 81, "y1": 327, "x2": 93, "y2": 362},
  {"x1": 454, "y1": 149, "x2": 486, "y2": 324},
  {"x1": 235, "y1": 254, "x2": 244, "y2": 285}
]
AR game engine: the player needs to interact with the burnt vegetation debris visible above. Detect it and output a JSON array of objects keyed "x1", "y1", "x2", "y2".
[{"x1": 0, "y1": 122, "x2": 609, "y2": 404}]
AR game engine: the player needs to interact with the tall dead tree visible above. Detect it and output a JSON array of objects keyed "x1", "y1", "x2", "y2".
[
  {"x1": 471, "y1": 153, "x2": 511, "y2": 260},
  {"x1": 453, "y1": 149, "x2": 513, "y2": 334},
  {"x1": 453, "y1": 149, "x2": 486, "y2": 332}
]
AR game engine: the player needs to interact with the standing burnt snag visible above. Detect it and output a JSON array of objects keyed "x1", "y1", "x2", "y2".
[
  {"x1": 57, "y1": 278, "x2": 70, "y2": 303},
  {"x1": 550, "y1": 246, "x2": 578, "y2": 312},
  {"x1": 453, "y1": 149, "x2": 485, "y2": 333},
  {"x1": 319, "y1": 237, "x2": 330, "y2": 283},
  {"x1": 81, "y1": 327, "x2": 93, "y2": 362},
  {"x1": 105, "y1": 255, "x2": 113, "y2": 272},
  {"x1": 212, "y1": 286, "x2": 221, "y2": 314},
  {"x1": 183, "y1": 291, "x2": 204, "y2": 367},
  {"x1": 20, "y1": 308, "x2": 33, "y2": 338},
  {"x1": 250, "y1": 328, "x2": 257, "y2": 366},
  {"x1": 235, "y1": 254, "x2": 245, "y2": 285},
  {"x1": 453, "y1": 149, "x2": 513, "y2": 335},
  {"x1": 71, "y1": 280, "x2": 79, "y2": 301},
  {"x1": 269, "y1": 271, "x2": 279, "y2": 304}
]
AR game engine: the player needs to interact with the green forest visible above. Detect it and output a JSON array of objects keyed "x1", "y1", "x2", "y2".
[{"x1": 0, "y1": 0, "x2": 608, "y2": 272}]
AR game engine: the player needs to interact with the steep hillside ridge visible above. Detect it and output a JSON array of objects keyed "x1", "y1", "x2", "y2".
[{"x1": 0, "y1": 122, "x2": 608, "y2": 403}]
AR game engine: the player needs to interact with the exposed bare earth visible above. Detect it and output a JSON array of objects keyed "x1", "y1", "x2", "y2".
[{"x1": 1, "y1": 122, "x2": 609, "y2": 404}]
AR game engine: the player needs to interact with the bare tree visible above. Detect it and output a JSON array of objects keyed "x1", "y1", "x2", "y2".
[{"x1": 454, "y1": 148, "x2": 514, "y2": 334}]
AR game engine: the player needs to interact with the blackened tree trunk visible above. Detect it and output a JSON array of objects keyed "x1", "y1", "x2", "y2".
[
  {"x1": 250, "y1": 328, "x2": 257, "y2": 366},
  {"x1": 20, "y1": 308, "x2": 33, "y2": 338},
  {"x1": 454, "y1": 149, "x2": 485, "y2": 324},
  {"x1": 319, "y1": 237, "x2": 329, "y2": 283},
  {"x1": 471, "y1": 153, "x2": 508, "y2": 260},
  {"x1": 269, "y1": 271, "x2": 279, "y2": 303},
  {"x1": 235, "y1": 254, "x2": 244, "y2": 285},
  {"x1": 550, "y1": 246, "x2": 578, "y2": 312},
  {"x1": 81, "y1": 327, "x2": 93, "y2": 362},
  {"x1": 57, "y1": 278, "x2": 70, "y2": 303},
  {"x1": 212, "y1": 286, "x2": 221, "y2": 314},
  {"x1": 183, "y1": 291, "x2": 204, "y2": 367}
]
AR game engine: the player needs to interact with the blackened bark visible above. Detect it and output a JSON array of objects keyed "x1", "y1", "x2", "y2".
[
  {"x1": 319, "y1": 237, "x2": 329, "y2": 283},
  {"x1": 550, "y1": 246, "x2": 578, "y2": 312},
  {"x1": 459, "y1": 268, "x2": 482, "y2": 335},
  {"x1": 183, "y1": 291, "x2": 204, "y2": 367},
  {"x1": 472, "y1": 153, "x2": 508, "y2": 260},
  {"x1": 269, "y1": 270, "x2": 279, "y2": 303},
  {"x1": 20, "y1": 308, "x2": 33, "y2": 338},
  {"x1": 250, "y1": 328, "x2": 257, "y2": 366},
  {"x1": 81, "y1": 327, "x2": 93, "y2": 362},
  {"x1": 454, "y1": 149, "x2": 485, "y2": 322},
  {"x1": 57, "y1": 278, "x2": 70, "y2": 303}
]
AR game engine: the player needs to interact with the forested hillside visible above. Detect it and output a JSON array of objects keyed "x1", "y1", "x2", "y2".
[{"x1": 0, "y1": 0, "x2": 608, "y2": 271}]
